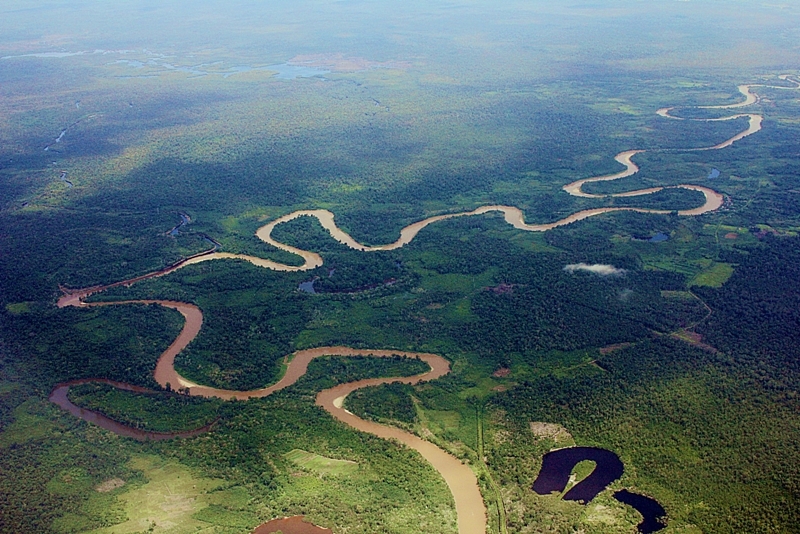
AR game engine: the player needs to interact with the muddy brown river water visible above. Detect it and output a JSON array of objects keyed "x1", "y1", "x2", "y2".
[
  {"x1": 49, "y1": 378, "x2": 214, "y2": 441},
  {"x1": 57, "y1": 296, "x2": 486, "y2": 534},
  {"x1": 252, "y1": 515, "x2": 333, "y2": 534}
]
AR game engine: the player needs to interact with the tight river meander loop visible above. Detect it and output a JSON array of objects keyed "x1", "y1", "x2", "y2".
[{"x1": 53, "y1": 76, "x2": 799, "y2": 534}]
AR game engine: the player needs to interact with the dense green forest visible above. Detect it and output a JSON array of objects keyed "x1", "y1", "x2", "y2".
[
  {"x1": 696, "y1": 237, "x2": 800, "y2": 390},
  {"x1": 2, "y1": 304, "x2": 184, "y2": 391},
  {"x1": 487, "y1": 333, "x2": 800, "y2": 533},
  {"x1": 345, "y1": 238, "x2": 800, "y2": 533}
]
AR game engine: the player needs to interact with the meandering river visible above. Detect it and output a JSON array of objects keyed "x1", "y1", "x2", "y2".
[
  {"x1": 56, "y1": 297, "x2": 485, "y2": 534},
  {"x1": 49, "y1": 378, "x2": 214, "y2": 441},
  {"x1": 52, "y1": 76, "x2": 800, "y2": 534}
]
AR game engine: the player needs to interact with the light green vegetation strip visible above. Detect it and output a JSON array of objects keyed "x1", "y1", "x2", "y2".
[
  {"x1": 285, "y1": 448, "x2": 359, "y2": 476},
  {"x1": 691, "y1": 262, "x2": 735, "y2": 288},
  {"x1": 0, "y1": 399, "x2": 57, "y2": 448},
  {"x1": 477, "y1": 405, "x2": 508, "y2": 534}
]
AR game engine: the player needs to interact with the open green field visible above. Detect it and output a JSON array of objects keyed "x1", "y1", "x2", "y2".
[
  {"x1": 690, "y1": 262, "x2": 735, "y2": 288},
  {"x1": 285, "y1": 449, "x2": 359, "y2": 476},
  {"x1": 85, "y1": 455, "x2": 252, "y2": 534}
]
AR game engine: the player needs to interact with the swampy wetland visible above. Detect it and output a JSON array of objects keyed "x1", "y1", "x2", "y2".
[{"x1": 2, "y1": 1, "x2": 800, "y2": 533}]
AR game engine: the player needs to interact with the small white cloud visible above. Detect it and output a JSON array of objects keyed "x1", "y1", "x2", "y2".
[{"x1": 564, "y1": 263, "x2": 626, "y2": 276}]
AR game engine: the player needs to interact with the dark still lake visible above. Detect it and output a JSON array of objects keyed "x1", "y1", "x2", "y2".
[
  {"x1": 613, "y1": 489, "x2": 667, "y2": 533},
  {"x1": 532, "y1": 446, "x2": 624, "y2": 503}
]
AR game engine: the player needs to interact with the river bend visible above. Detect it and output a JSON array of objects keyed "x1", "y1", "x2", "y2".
[{"x1": 55, "y1": 298, "x2": 485, "y2": 534}]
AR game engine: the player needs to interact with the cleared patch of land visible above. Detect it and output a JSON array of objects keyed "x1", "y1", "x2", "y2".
[
  {"x1": 530, "y1": 422, "x2": 574, "y2": 444},
  {"x1": 95, "y1": 478, "x2": 126, "y2": 493},
  {"x1": 88, "y1": 455, "x2": 255, "y2": 534},
  {"x1": 284, "y1": 449, "x2": 359, "y2": 476},
  {"x1": 0, "y1": 399, "x2": 57, "y2": 448},
  {"x1": 690, "y1": 262, "x2": 735, "y2": 288}
]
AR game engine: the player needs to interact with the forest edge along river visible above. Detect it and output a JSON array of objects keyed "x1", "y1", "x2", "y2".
[
  {"x1": 52, "y1": 76, "x2": 800, "y2": 534},
  {"x1": 49, "y1": 378, "x2": 215, "y2": 441},
  {"x1": 55, "y1": 298, "x2": 486, "y2": 534}
]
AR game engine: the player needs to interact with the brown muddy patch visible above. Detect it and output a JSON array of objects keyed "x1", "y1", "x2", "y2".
[
  {"x1": 95, "y1": 478, "x2": 125, "y2": 493},
  {"x1": 492, "y1": 368, "x2": 511, "y2": 378},
  {"x1": 252, "y1": 515, "x2": 332, "y2": 534},
  {"x1": 599, "y1": 342, "x2": 633, "y2": 355},
  {"x1": 725, "y1": 232, "x2": 739, "y2": 239}
]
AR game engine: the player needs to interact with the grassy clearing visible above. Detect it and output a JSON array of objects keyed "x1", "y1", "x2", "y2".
[
  {"x1": 643, "y1": 256, "x2": 702, "y2": 277},
  {"x1": 581, "y1": 495, "x2": 631, "y2": 532},
  {"x1": 0, "y1": 398, "x2": 57, "y2": 447},
  {"x1": 564, "y1": 460, "x2": 597, "y2": 495},
  {"x1": 88, "y1": 455, "x2": 256, "y2": 534},
  {"x1": 421, "y1": 271, "x2": 495, "y2": 294},
  {"x1": 4, "y1": 302, "x2": 32, "y2": 315},
  {"x1": 417, "y1": 408, "x2": 462, "y2": 436},
  {"x1": 0, "y1": 381, "x2": 21, "y2": 395},
  {"x1": 284, "y1": 449, "x2": 359, "y2": 476},
  {"x1": 457, "y1": 371, "x2": 505, "y2": 400},
  {"x1": 691, "y1": 262, "x2": 734, "y2": 288}
]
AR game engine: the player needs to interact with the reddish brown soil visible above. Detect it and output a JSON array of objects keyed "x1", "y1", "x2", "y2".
[
  {"x1": 599, "y1": 342, "x2": 633, "y2": 355},
  {"x1": 671, "y1": 331, "x2": 719, "y2": 353},
  {"x1": 252, "y1": 516, "x2": 332, "y2": 534},
  {"x1": 486, "y1": 283, "x2": 515, "y2": 295}
]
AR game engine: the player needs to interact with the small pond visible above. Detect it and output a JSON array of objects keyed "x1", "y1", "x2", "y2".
[
  {"x1": 264, "y1": 63, "x2": 329, "y2": 80},
  {"x1": 298, "y1": 279, "x2": 317, "y2": 294},
  {"x1": 649, "y1": 232, "x2": 669, "y2": 243}
]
